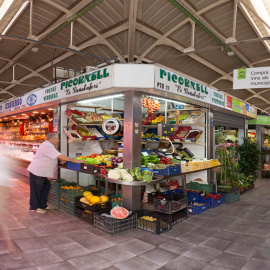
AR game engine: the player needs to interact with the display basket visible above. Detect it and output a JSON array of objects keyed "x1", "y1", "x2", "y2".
[
  {"x1": 79, "y1": 163, "x2": 94, "y2": 174},
  {"x1": 224, "y1": 192, "x2": 240, "y2": 204},
  {"x1": 49, "y1": 178, "x2": 66, "y2": 196},
  {"x1": 59, "y1": 200, "x2": 75, "y2": 216},
  {"x1": 94, "y1": 212, "x2": 137, "y2": 236},
  {"x1": 59, "y1": 184, "x2": 86, "y2": 203},
  {"x1": 109, "y1": 193, "x2": 122, "y2": 208},
  {"x1": 136, "y1": 209, "x2": 172, "y2": 234},
  {"x1": 217, "y1": 186, "x2": 241, "y2": 194},
  {"x1": 154, "y1": 194, "x2": 186, "y2": 214},
  {"x1": 182, "y1": 130, "x2": 203, "y2": 142},
  {"x1": 48, "y1": 193, "x2": 59, "y2": 208},
  {"x1": 75, "y1": 126, "x2": 97, "y2": 141},
  {"x1": 169, "y1": 126, "x2": 192, "y2": 142},
  {"x1": 75, "y1": 197, "x2": 112, "y2": 212},
  {"x1": 205, "y1": 193, "x2": 225, "y2": 208},
  {"x1": 188, "y1": 198, "x2": 210, "y2": 215},
  {"x1": 67, "y1": 161, "x2": 80, "y2": 171}
]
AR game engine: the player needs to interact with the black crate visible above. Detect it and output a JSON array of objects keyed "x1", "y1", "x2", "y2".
[
  {"x1": 148, "y1": 191, "x2": 162, "y2": 205},
  {"x1": 154, "y1": 195, "x2": 187, "y2": 214},
  {"x1": 217, "y1": 186, "x2": 240, "y2": 194},
  {"x1": 59, "y1": 199, "x2": 75, "y2": 216},
  {"x1": 75, "y1": 206, "x2": 94, "y2": 225},
  {"x1": 80, "y1": 164, "x2": 94, "y2": 174},
  {"x1": 151, "y1": 208, "x2": 187, "y2": 226},
  {"x1": 94, "y1": 212, "x2": 137, "y2": 236},
  {"x1": 75, "y1": 197, "x2": 112, "y2": 212},
  {"x1": 136, "y1": 209, "x2": 172, "y2": 234}
]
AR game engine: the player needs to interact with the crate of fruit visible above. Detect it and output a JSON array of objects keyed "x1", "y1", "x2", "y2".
[
  {"x1": 205, "y1": 193, "x2": 224, "y2": 208},
  {"x1": 154, "y1": 194, "x2": 186, "y2": 214},
  {"x1": 217, "y1": 186, "x2": 240, "y2": 194},
  {"x1": 188, "y1": 198, "x2": 210, "y2": 215},
  {"x1": 137, "y1": 209, "x2": 172, "y2": 234},
  {"x1": 79, "y1": 163, "x2": 94, "y2": 174},
  {"x1": 148, "y1": 191, "x2": 163, "y2": 205},
  {"x1": 154, "y1": 208, "x2": 187, "y2": 226},
  {"x1": 196, "y1": 182, "x2": 214, "y2": 194},
  {"x1": 67, "y1": 161, "x2": 80, "y2": 171},
  {"x1": 59, "y1": 199, "x2": 75, "y2": 216},
  {"x1": 75, "y1": 196, "x2": 112, "y2": 212},
  {"x1": 48, "y1": 193, "x2": 59, "y2": 208},
  {"x1": 49, "y1": 178, "x2": 66, "y2": 196},
  {"x1": 187, "y1": 191, "x2": 200, "y2": 202},
  {"x1": 59, "y1": 183, "x2": 86, "y2": 203},
  {"x1": 109, "y1": 193, "x2": 122, "y2": 208},
  {"x1": 75, "y1": 126, "x2": 97, "y2": 141},
  {"x1": 224, "y1": 191, "x2": 240, "y2": 204},
  {"x1": 94, "y1": 212, "x2": 137, "y2": 236}
]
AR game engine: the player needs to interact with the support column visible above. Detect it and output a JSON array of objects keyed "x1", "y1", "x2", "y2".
[
  {"x1": 256, "y1": 125, "x2": 262, "y2": 178},
  {"x1": 122, "y1": 91, "x2": 142, "y2": 211},
  {"x1": 207, "y1": 110, "x2": 215, "y2": 189}
]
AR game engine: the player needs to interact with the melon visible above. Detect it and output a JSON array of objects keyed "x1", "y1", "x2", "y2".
[
  {"x1": 83, "y1": 191, "x2": 92, "y2": 198},
  {"x1": 110, "y1": 207, "x2": 129, "y2": 219},
  {"x1": 100, "y1": 195, "x2": 109, "y2": 203},
  {"x1": 86, "y1": 194, "x2": 94, "y2": 201},
  {"x1": 80, "y1": 197, "x2": 88, "y2": 204},
  {"x1": 89, "y1": 196, "x2": 101, "y2": 204}
]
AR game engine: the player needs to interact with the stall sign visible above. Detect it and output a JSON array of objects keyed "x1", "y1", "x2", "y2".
[
  {"x1": 59, "y1": 66, "x2": 113, "y2": 98},
  {"x1": 0, "y1": 96, "x2": 27, "y2": 115},
  {"x1": 233, "y1": 67, "x2": 270, "y2": 89},
  {"x1": 232, "y1": 99, "x2": 242, "y2": 114},
  {"x1": 248, "y1": 115, "x2": 270, "y2": 125},
  {"x1": 248, "y1": 106, "x2": 257, "y2": 118},
  {"x1": 225, "y1": 95, "x2": 233, "y2": 110},
  {"x1": 155, "y1": 67, "x2": 211, "y2": 103},
  {"x1": 210, "y1": 89, "x2": 224, "y2": 108}
]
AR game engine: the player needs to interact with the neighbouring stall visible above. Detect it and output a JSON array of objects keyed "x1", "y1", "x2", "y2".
[{"x1": 0, "y1": 64, "x2": 257, "y2": 235}]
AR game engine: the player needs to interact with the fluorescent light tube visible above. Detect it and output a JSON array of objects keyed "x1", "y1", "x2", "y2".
[{"x1": 77, "y1": 94, "x2": 124, "y2": 104}]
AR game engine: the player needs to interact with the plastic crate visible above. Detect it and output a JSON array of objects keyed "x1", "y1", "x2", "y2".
[
  {"x1": 155, "y1": 208, "x2": 187, "y2": 226},
  {"x1": 48, "y1": 193, "x2": 59, "y2": 208},
  {"x1": 75, "y1": 197, "x2": 112, "y2": 212},
  {"x1": 49, "y1": 178, "x2": 66, "y2": 196},
  {"x1": 188, "y1": 198, "x2": 210, "y2": 215},
  {"x1": 196, "y1": 183, "x2": 213, "y2": 194},
  {"x1": 152, "y1": 169, "x2": 166, "y2": 175},
  {"x1": 187, "y1": 191, "x2": 200, "y2": 202},
  {"x1": 67, "y1": 162, "x2": 80, "y2": 171},
  {"x1": 59, "y1": 200, "x2": 75, "y2": 216},
  {"x1": 217, "y1": 186, "x2": 241, "y2": 194},
  {"x1": 75, "y1": 205, "x2": 94, "y2": 224},
  {"x1": 94, "y1": 212, "x2": 137, "y2": 236},
  {"x1": 147, "y1": 191, "x2": 163, "y2": 205},
  {"x1": 79, "y1": 164, "x2": 94, "y2": 174},
  {"x1": 109, "y1": 193, "x2": 122, "y2": 208},
  {"x1": 205, "y1": 193, "x2": 225, "y2": 208},
  {"x1": 59, "y1": 184, "x2": 86, "y2": 203},
  {"x1": 186, "y1": 182, "x2": 200, "y2": 189},
  {"x1": 154, "y1": 195, "x2": 186, "y2": 214},
  {"x1": 224, "y1": 192, "x2": 240, "y2": 204},
  {"x1": 136, "y1": 209, "x2": 172, "y2": 234}
]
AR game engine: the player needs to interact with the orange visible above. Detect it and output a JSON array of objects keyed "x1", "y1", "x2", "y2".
[{"x1": 86, "y1": 194, "x2": 94, "y2": 201}]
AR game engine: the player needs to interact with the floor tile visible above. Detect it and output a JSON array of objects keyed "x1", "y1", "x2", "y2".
[
  {"x1": 236, "y1": 234, "x2": 267, "y2": 247},
  {"x1": 224, "y1": 242, "x2": 258, "y2": 257},
  {"x1": 176, "y1": 232, "x2": 209, "y2": 245},
  {"x1": 41, "y1": 233, "x2": 73, "y2": 246},
  {"x1": 118, "y1": 239, "x2": 155, "y2": 255},
  {"x1": 52, "y1": 242, "x2": 91, "y2": 259},
  {"x1": 138, "y1": 233, "x2": 170, "y2": 246},
  {"x1": 182, "y1": 245, "x2": 222, "y2": 263},
  {"x1": 159, "y1": 238, "x2": 196, "y2": 255},
  {"x1": 202, "y1": 265, "x2": 232, "y2": 270},
  {"x1": 0, "y1": 253, "x2": 26, "y2": 270},
  {"x1": 242, "y1": 258, "x2": 270, "y2": 270},
  {"x1": 211, "y1": 230, "x2": 242, "y2": 241},
  {"x1": 4, "y1": 228, "x2": 35, "y2": 240},
  {"x1": 15, "y1": 237, "x2": 49, "y2": 253},
  {"x1": 163, "y1": 255, "x2": 207, "y2": 270},
  {"x1": 252, "y1": 246, "x2": 270, "y2": 261},
  {"x1": 210, "y1": 252, "x2": 248, "y2": 269},
  {"x1": 114, "y1": 256, "x2": 160, "y2": 270},
  {"x1": 199, "y1": 237, "x2": 232, "y2": 251},
  {"x1": 140, "y1": 247, "x2": 179, "y2": 266},
  {"x1": 36, "y1": 261, "x2": 76, "y2": 270}
]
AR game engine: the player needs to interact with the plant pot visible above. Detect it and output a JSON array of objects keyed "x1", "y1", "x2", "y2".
[
  {"x1": 240, "y1": 187, "x2": 245, "y2": 193},
  {"x1": 248, "y1": 184, "x2": 255, "y2": 189}
]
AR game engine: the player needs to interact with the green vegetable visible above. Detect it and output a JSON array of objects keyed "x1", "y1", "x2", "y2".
[
  {"x1": 130, "y1": 168, "x2": 135, "y2": 177},
  {"x1": 134, "y1": 167, "x2": 142, "y2": 180}
]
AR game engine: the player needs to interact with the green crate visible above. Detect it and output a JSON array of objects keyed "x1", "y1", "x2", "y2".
[
  {"x1": 196, "y1": 183, "x2": 213, "y2": 194},
  {"x1": 49, "y1": 179, "x2": 66, "y2": 196},
  {"x1": 48, "y1": 193, "x2": 60, "y2": 208},
  {"x1": 59, "y1": 199, "x2": 75, "y2": 216},
  {"x1": 224, "y1": 192, "x2": 240, "y2": 204},
  {"x1": 109, "y1": 193, "x2": 122, "y2": 208},
  {"x1": 59, "y1": 183, "x2": 87, "y2": 203},
  {"x1": 186, "y1": 182, "x2": 199, "y2": 189}
]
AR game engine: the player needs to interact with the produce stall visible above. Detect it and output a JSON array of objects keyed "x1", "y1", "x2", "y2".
[{"x1": 0, "y1": 64, "x2": 257, "y2": 235}]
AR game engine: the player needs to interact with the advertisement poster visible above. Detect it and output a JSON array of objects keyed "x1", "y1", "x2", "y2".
[{"x1": 225, "y1": 95, "x2": 233, "y2": 110}]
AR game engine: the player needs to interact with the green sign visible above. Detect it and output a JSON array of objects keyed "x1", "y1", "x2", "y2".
[
  {"x1": 232, "y1": 99, "x2": 242, "y2": 113},
  {"x1": 237, "y1": 69, "x2": 246, "y2": 80},
  {"x1": 248, "y1": 115, "x2": 270, "y2": 125}
]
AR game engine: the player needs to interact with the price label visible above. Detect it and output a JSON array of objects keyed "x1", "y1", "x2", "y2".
[
  {"x1": 174, "y1": 139, "x2": 181, "y2": 142},
  {"x1": 167, "y1": 155, "x2": 173, "y2": 159},
  {"x1": 142, "y1": 152, "x2": 149, "y2": 156},
  {"x1": 176, "y1": 156, "x2": 181, "y2": 160}
]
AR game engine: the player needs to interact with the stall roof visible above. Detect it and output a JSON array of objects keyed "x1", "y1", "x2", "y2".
[{"x1": 0, "y1": 0, "x2": 270, "y2": 114}]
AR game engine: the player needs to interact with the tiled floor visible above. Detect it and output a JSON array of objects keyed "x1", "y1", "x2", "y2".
[{"x1": 1, "y1": 173, "x2": 270, "y2": 270}]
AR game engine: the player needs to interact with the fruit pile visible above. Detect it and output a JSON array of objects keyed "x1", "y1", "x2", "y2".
[
  {"x1": 159, "y1": 157, "x2": 173, "y2": 165},
  {"x1": 142, "y1": 97, "x2": 160, "y2": 114},
  {"x1": 61, "y1": 185, "x2": 82, "y2": 190},
  {"x1": 77, "y1": 127, "x2": 94, "y2": 136},
  {"x1": 100, "y1": 167, "x2": 108, "y2": 175},
  {"x1": 152, "y1": 115, "x2": 165, "y2": 124},
  {"x1": 143, "y1": 114, "x2": 156, "y2": 125},
  {"x1": 111, "y1": 197, "x2": 122, "y2": 203},
  {"x1": 79, "y1": 191, "x2": 109, "y2": 206}
]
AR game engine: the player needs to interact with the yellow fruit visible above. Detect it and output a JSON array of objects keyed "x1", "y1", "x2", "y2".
[
  {"x1": 86, "y1": 194, "x2": 94, "y2": 201},
  {"x1": 100, "y1": 195, "x2": 109, "y2": 203},
  {"x1": 83, "y1": 191, "x2": 92, "y2": 198},
  {"x1": 89, "y1": 196, "x2": 101, "y2": 204},
  {"x1": 80, "y1": 197, "x2": 88, "y2": 204}
]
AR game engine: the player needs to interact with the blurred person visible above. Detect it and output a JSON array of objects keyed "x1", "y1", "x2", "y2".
[
  {"x1": 0, "y1": 146, "x2": 20, "y2": 255},
  {"x1": 27, "y1": 133, "x2": 85, "y2": 214}
]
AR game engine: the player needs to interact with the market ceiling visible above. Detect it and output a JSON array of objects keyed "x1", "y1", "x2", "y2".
[{"x1": 0, "y1": 0, "x2": 270, "y2": 114}]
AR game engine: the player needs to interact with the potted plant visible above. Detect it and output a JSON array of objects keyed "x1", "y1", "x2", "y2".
[{"x1": 238, "y1": 138, "x2": 261, "y2": 178}]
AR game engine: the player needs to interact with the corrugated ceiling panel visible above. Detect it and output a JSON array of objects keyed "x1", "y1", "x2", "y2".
[
  {"x1": 8, "y1": 85, "x2": 35, "y2": 96},
  {"x1": 212, "y1": 80, "x2": 233, "y2": 90},
  {"x1": 14, "y1": 65, "x2": 30, "y2": 81},
  {"x1": 247, "y1": 97, "x2": 268, "y2": 106},
  {"x1": 138, "y1": 31, "x2": 158, "y2": 55},
  {"x1": 0, "y1": 40, "x2": 27, "y2": 61},
  {"x1": 0, "y1": 93, "x2": 13, "y2": 100},
  {"x1": 189, "y1": 0, "x2": 218, "y2": 11}
]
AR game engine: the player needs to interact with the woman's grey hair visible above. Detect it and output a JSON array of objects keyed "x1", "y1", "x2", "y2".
[{"x1": 46, "y1": 133, "x2": 58, "y2": 140}]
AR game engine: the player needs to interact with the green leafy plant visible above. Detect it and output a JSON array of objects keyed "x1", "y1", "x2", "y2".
[{"x1": 238, "y1": 138, "x2": 261, "y2": 178}]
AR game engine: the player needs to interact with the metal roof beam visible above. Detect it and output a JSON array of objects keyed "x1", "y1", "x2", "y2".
[{"x1": 128, "y1": 0, "x2": 138, "y2": 62}]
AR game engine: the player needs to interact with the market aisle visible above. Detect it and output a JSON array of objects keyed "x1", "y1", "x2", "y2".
[{"x1": 1, "y1": 173, "x2": 270, "y2": 270}]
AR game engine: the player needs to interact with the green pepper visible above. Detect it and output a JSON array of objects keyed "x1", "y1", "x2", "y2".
[
  {"x1": 134, "y1": 167, "x2": 142, "y2": 180},
  {"x1": 130, "y1": 168, "x2": 135, "y2": 177}
]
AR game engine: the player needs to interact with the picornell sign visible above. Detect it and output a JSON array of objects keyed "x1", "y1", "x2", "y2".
[{"x1": 155, "y1": 67, "x2": 211, "y2": 103}]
